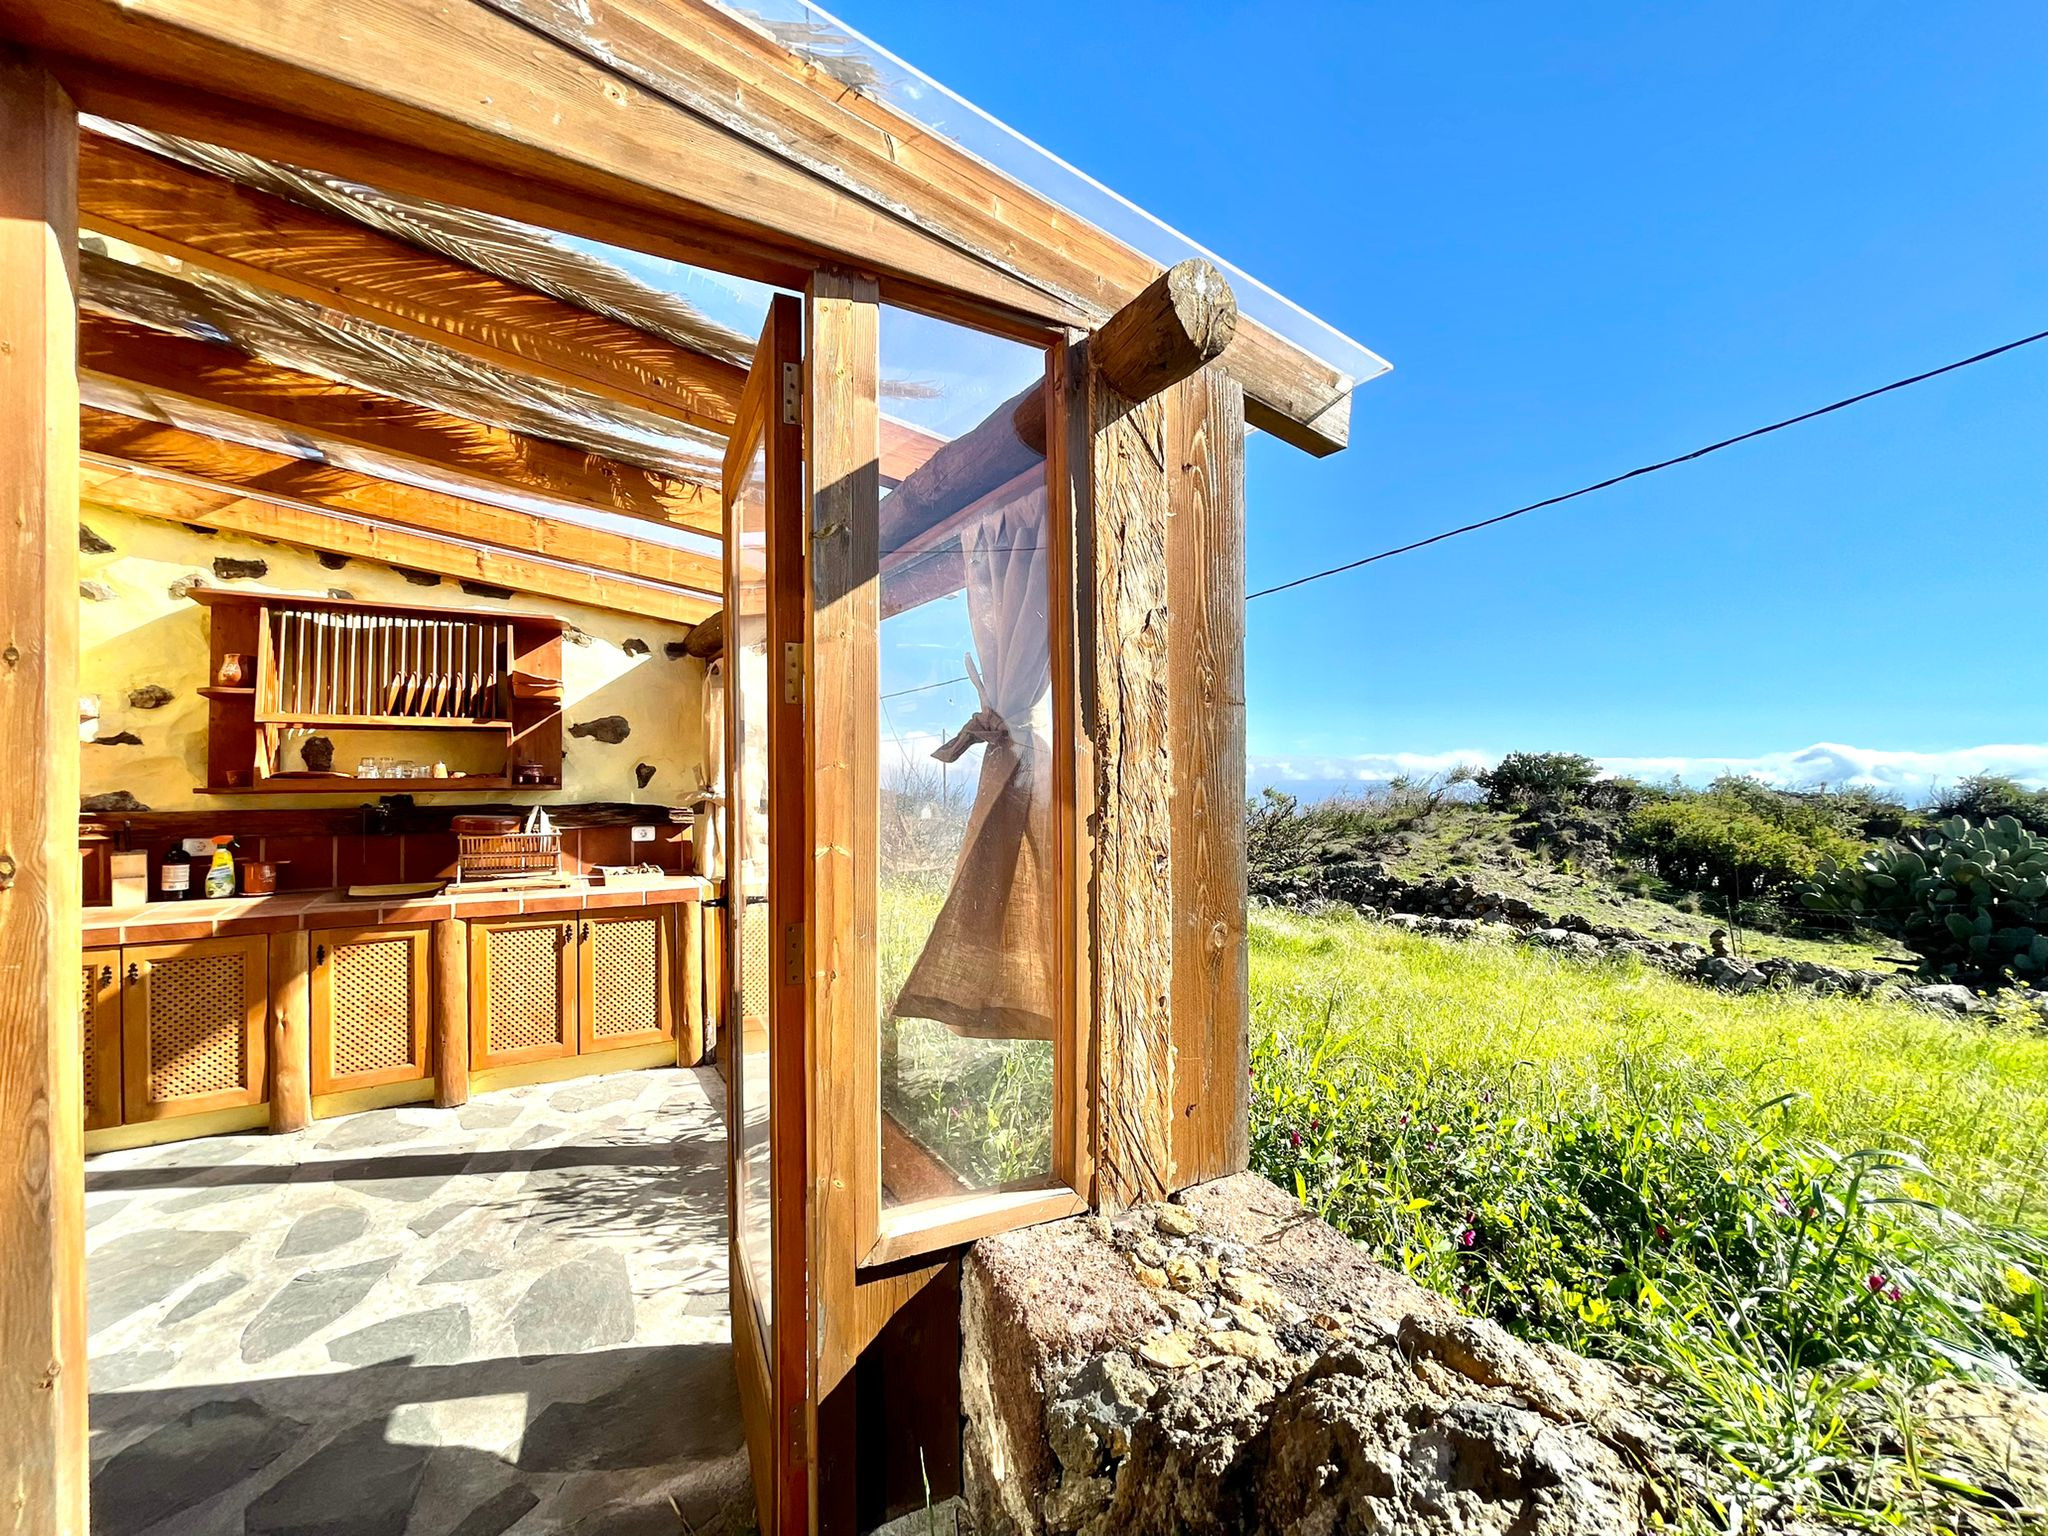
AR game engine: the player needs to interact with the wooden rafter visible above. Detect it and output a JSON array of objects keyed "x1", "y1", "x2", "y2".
[
  {"x1": 5, "y1": 0, "x2": 1359, "y2": 452},
  {"x1": 79, "y1": 311, "x2": 721, "y2": 532},
  {"x1": 78, "y1": 460, "x2": 716, "y2": 625},
  {"x1": 79, "y1": 406, "x2": 721, "y2": 596},
  {"x1": 77, "y1": 130, "x2": 748, "y2": 435}
]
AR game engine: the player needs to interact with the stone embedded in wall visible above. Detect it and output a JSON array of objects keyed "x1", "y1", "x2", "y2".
[
  {"x1": 168, "y1": 573, "x2": 209, "y2": 600},
  {"x1": 563, "y1": 626, "x2": 592, "y2": 647},
  {"x1": 664, "y1": 640, "x2": 691, "y2": 661},
  {"x1": 400, "y1": 570, "x2": 441, "y2": 587},
  {"x1": 83, "y1": 790, "x2": 150, "y2": 813},
  {"x1": 183, "y1": 523, "x2": 219, "y2": 538},
  {"x1": 81, "y1": 579, "x2": 116, "y2": 602},
  {"x1": 317, "y1": 552, "x2": 350, "y2": 570},
  {"x1": 327, "y1": 589, "x2": 353, "y2": 601},
  {"x1": 635, "y1": 763, "x2": 657, "y2": 789},
  {"x1": 80, "y1": 522, "x2": 115, "y2": 555},
  {"x1": 458, "y1": 580, "x2": 513, "y2": 601},
  {"x1": 622, "y1": 638, "x2": 650, "y2": 657},
  {"x1": 213, "y1": 557, "x2": 267, "y2": 582},
  {"x1": 569, "y1": 715, "x2": 631, "y2": 745},
  {"x1": 128, "y1": 684, "x2": 175, "y2": 710},
  {"x1": 91, "y1": 731, "x2": 144, "y2": 747}
]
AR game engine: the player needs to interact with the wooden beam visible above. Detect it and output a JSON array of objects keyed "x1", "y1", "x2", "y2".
[
  {"x1": 1091, "y1": 260, "x2": 1238, "y2": 404},
  {"x1": 0, "y1": 52, "x2": 88, "y2": 1533},
  {"x1": 878, "y1": 385, "x2": 1047, "y2": 558},
  {"x1": 77, "y1": 462, "x2": 716, "y2": 625},
  {"x1": 680, "y1": 609, "x2": 725, "y2": 660},
  {"x1": 78, "y1": 311, "x2": 721, "y2": 531},
  {"x1": 268, "y1": 930, "x2": 312, "y2": 1133},
  {"x1": 432, "y1": 918, "x2": 468, "y2": 1110},
  {"x1": 5, "y1": 0, "x2": 1361, "y2": 452},
  {"x1": 79, "y1": 407, "x2": 721, "y2": 595},
  {"x1": 77, "y1": 130, "x2": 748, "y2": 435}
]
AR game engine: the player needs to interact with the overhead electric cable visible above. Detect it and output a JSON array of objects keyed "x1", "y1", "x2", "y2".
[{"x1": 1246, "y1": 327, "x2": 2048, "y2": 602}]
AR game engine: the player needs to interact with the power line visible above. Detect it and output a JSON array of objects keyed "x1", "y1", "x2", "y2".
[{"x1": 1246, "y1": 326, "x2": 2048, "y2": 602}]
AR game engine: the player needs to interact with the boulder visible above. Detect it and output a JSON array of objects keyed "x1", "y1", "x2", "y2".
[
  {"x1": 962, "y1": 1174, "x2": 1664, "y2": 1536},
  {"x1": 1901, "y1": 983, "x2": 1983, "y2": 1016}
]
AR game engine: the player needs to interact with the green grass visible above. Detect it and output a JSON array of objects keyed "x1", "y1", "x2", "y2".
[{"x1": 1248, "y1": 906, "x2": 2048, "y2": 1528}]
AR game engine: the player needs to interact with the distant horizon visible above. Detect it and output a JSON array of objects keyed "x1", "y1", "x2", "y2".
[{"x1": 1250, "y1": 740, "x2": 2048, "y2": 804}]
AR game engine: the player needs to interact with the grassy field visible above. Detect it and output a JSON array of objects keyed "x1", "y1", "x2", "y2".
[{"x1": 1248, "y1": 906, "x2": 2048, "y2": 1528}]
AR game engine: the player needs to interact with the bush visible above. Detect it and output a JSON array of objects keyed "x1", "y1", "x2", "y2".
[
  {"x1": 1475, "y1": 751, "x2": 1601, "y2": 812},
  {"x1": 1931, "y1": 774, "x2": 2048, "y2": 838},
  {"x1": 1803, "y1": 814, "x2": 2048, "y2": 988},
  {"x1": 1246, "y1": 776, "x2": 1469, "y2": 905},
  {"x1": 1623, "y1": 781, "x2": 1867, "y2": 900}
]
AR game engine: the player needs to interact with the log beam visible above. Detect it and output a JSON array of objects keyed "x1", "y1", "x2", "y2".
[
  {"x1": 432, "y1": 919, "x2": 468, "y2": 1109},
  {"x1": 78, "y1": 462, "x2": 716, "y2": 625},
  {"x1": 79, "y1": 407, "x2": 721, "y2": 596},
  {"x1": 78, "y1": 311, "x2": 721, "y2": 531},
  {"x1": 0, "y1": 53, "x2": 88, "y2": 1532},
  {"x1": 268, "y1": 930, "x2": 313, "y2": 1133},
  {"x1": 1091, "y1": 260, "x2": 1238, "y2": 405},
  {"x1": 78, "y1": 129, "x2": 748, "y2": 434},
  {"x1": 876, "y1": 385, "x2": 1047, "y2": 558}
]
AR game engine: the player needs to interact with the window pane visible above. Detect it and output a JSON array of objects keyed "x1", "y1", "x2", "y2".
[{"x1": 876, "y1": 306, "x2": 1057, "y2": 1207}]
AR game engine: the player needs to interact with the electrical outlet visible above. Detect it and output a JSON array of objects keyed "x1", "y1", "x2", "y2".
[{"x1": 631, "y1": 824, "x2": 656, "y2": 844}]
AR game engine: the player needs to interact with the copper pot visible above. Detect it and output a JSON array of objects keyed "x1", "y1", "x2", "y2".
[{"x1": 238, "y1": 859, "x2": 285, "y2": 896}]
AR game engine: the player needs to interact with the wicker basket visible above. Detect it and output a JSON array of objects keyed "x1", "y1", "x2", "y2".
[{"x1": 455, "y1": 830, "x2": 562, "y2": 883}]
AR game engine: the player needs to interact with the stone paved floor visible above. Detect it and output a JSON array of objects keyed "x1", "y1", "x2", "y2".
[{"x1": 85, "y1": 1066, "x2": 756, "y2": 1536}]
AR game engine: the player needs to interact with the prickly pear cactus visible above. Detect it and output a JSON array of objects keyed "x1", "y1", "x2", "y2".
[{"x1": 1804, "y1": 815, "x2": 2048, "y2": 989}]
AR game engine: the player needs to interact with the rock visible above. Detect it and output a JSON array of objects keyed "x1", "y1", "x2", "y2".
[
  {"x1": 511, "y1": 1253, "x2": 635, "y2": 1355},
  {"x1": 213, "y1": 556, "x2": 268, "y2": 581},
  {"x1": 93, "y1": 1399, "x2": 307, "y2": 1536},
  {"x1": 164, "y1": 1272, "x2": 248, "y2": 1325},
  {"x1": 400, "y1": 569, "x2": 442, "y2": 586},
  {"x1": 1048, "y1": 1352, "x2": 1155, "y2": 1470},
  {"x1": 563, "y1": 625, "x2": 593, "y2": 646},
  {"x1": 635, "y1": 762, "x2": 657, "y2": 788},
  {"x1": 665, "y1": 639, "x2": 691, "y2": 660},
  {"x1": 569, "y1": 714, "x2": 632, "y2": 745},
  {"x1": 88, "y1": 1228, "x2": 247, "y2": 1336},
  {"x1": 1154, "y1": 1205, "x2": 1197, "y2": 1238},
  {"x1": 459, "y1": 579, "x2": 513, "y2": 600},
  {"x1": 1696, "y1": 955, "x2": 1766, "y2": 993},
  {"x1": 240, "y1": 1256, "x2": 397, "y2": 1364},
  {"x1": 327, "y1": 1303, "x2": 472, "y2": 1366},
  {"x1": 1902, "y1": 982, "x2": 1982, "y2": 1015},
  {"x1": 82, "y1": 790, "x2": 150, "y2": 813},
  {"x1": 80, "y1": 521, "x2": 114, "y2": 554},
  {"x1": 80, "y1": 578, "x2": 116, "y2": 602},
  {"x1": 168, "y1": 572, "x2": 208, "y2": 600},
  {"x1": 244, "y1": 1417, "x2": 429, "y2": 1536},
  {"x1": 1911, "y1": 1378, "x2": 2048, "y2": 1512},
  {"x1": 317, "y1": 550, "x2": 350, "y2": 569},
  {"x1": 90, "y1": 730, "x2": 144, "y2": 747},
  {"x1": 301, "y1": 734, "x2": 335, "y2": 773},
  {"x1": 622, "y1": 637, "x2": 651, "y2": 656},
  {"x1": 276, "y1": 1205, "x2": 370, "y2": 1259},
  {"x1": 126, "y1": 684, "x2": 174, "y2": 709}
]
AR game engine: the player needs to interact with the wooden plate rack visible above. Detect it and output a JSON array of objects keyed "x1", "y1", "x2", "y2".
[{"x1": 189, "y1": 590, "x2": 566, "y2": 794}]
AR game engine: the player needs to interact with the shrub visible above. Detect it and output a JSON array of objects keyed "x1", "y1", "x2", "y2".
[
  {"x1": 1475, "y1": 751, "x2": 1601, "y2": 812},
  {"x1": 1246, "y1": 776, "x2": 1470, "y2": 905},
  {"x1": 1623, "y1": 782, "x2": 1866, "y2": 899},
  {"x1": 1803, "y1": 814, "x2": 2048, "y2": 988},
  {"x1": 1931, "y1": 774, "x2": 2048, "y2": 838}
]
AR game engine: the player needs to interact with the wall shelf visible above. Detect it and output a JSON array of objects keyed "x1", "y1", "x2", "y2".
[{"x1": 189, "y1": 589, "x2": 565, "y2": 795}]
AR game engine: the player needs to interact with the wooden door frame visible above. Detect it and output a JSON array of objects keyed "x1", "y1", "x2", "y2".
[{"x1": 722, "y1": 290, "x2": 810, "y2": 1536}]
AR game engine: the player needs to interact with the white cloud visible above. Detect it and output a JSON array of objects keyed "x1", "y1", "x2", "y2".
[{"x1": 1249, "y1": 742, "x2": 2048, "y2": 799}]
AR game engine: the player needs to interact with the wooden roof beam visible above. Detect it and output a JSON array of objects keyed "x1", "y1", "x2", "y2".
[
  {"x1": 79, "y1": 311, "x2": 721, "y2": 532},
  {"x1": 77, "y1": 130, "x2": 748, "y2": 436},
  {"x1": 1093, "y1": 261, "x2": 1238, "y2": 405},
  {"x1": 79, "y1": 406, "x2": 721, "y2": 596},
  {"x1": 5, "y1": 0, "x2": 1359, "y2": 452},
  {"x1": 78, "y1": 460, "x2": 716, "y2": 625}
]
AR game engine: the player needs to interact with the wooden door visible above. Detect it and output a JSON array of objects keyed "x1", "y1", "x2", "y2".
[
  {"x1": 724, "y1": 292, "x2": 810, "y2": 1536},
  {"x1": 469, "y1": 915, "x2": 577, "y2": 1070},
  {"x1": 310, "y1": 925, "x2": 433, "y2": 1095},
  {"x1": 577, "y1": 910, "x2": 672, "y2": 1055},
  {"x1": 118, "y1": 935, "x2": 269, "y2": 1122},
  {"x1": 80, "y1": 954, "x2": 123, "y2": 1131}
]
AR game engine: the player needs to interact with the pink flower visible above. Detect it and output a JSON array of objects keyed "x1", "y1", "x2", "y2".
[
  {"x1": 1459, "y1": 1227, "x2": 1477, "y2": 1248},
  {"x1": 1655, "y1": 1224, "x2": 1670, "y2": 1242},
  {"x1": 1867, "y1": 1272, "x2": 1886, "y2": 1293},
  {"x1": 1887, "y1": 1285, "x2": 1903, "y2": 1303},
  {"x1": 1288, "y1": 1130, "x2": 1302, "y2": 1149}
]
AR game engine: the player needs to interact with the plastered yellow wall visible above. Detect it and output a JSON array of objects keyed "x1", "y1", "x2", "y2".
[{"x1": 78, "y1": 507, "x2": 712, "y2": 811}]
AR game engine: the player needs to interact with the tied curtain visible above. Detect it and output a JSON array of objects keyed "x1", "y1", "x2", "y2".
[{"x1": 893, "y1": 486, "x2": 1057, "y2": 1041}]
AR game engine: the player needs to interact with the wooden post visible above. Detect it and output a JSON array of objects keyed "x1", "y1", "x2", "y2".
[
  {"x1": 268, "y1": 931, "x2": 313, "y2": 1133},
  {"x1": 0, "y1": 53, "x2": 87, "y2": 1532},
  {"x1": 1090, "y1": 259, "x2": 1238, "y2": 404},
  {"x1": 678, "y1": 899, "x2": 706, "y2": 1065},
  {"x1": 433, "y1": 917, "x2": 469, "y2": 1108}
]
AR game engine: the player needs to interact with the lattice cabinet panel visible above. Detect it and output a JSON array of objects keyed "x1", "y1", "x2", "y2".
[
  {"x1": 470, "y1": 916, "x2": 577, "y2": 1069},
  {"x1": 119, "y1": 935, "x2": 269, "y2": 1122},
  {"x1": 736, "y1": 900, "x2": 771, "y2": 1035},
  {"x1": 311, "y1": 925, "x2": 433, "y2": 1095},
  {"x1": 578, "y1": 911, "x2": 673, "y2": 1054},
  {"x1": 80, "y1": 956, "x2": 123, "y2": 1132}
]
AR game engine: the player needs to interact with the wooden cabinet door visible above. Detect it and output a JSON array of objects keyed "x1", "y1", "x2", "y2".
[
  {"x1": 80, "y1": 954, "x2": 123, "y2": 1131},
  {"x1": 119, "y1": 934, "x2": 269, "y2": 1122},
  {"x1": 469, "y1": 916, "x2": 577, "y2": 1070},
  {"x1": 577, "y1": 910, "x2": 673, "y2": 1054},
  {"x1": 310, "y1": 925, "x2": 433, "y2": 1095}
]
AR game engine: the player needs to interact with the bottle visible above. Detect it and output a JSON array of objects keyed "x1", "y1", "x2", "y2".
[
  {"x1": 204, "y1": 836, "x2": 238, "y2": 899},
  {"x1": 157, "y1": 843, "x2": 192, "y2": 902}
]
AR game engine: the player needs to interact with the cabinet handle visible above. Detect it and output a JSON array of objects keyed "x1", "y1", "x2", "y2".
[
  {"x1": 125, "y1": 962, "x2": 139, "y2": 985},
  {"x1": 99, "y1": 964, "x2": 113, "y2": 987},
  {"x1": 315, "y1": 944, "x2": 327, "y2": 965},
  {"x1": 580, "y1": 921, "x2": 591, "y2": 941}
]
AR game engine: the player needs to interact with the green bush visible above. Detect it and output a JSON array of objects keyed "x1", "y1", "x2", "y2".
[
  {"x1": 1803, "y1": 814, "x2": 2048, "y2": 988},
  {"x1": 1931, "y1": 774, "x2": 2048, "y2": 838},
  {"x1": 1624, "y1": 782, "x2": 1867, "y2": 899},
  {"x1": 1475, "y1": 751, "x2": 1601, "y2": 812},
  {"x1": 1246, "y1": 777, "x2": 1468, "y2": 906}
]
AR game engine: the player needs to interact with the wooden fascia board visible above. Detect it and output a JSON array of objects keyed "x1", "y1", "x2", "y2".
[
  {"x1": 78, "y1": 461, "x2": 715, "y2": 625},
  {"x1": 77, "y1": 130, "x2": 748, "y2": 435},
  {"x1": 5, "y1": 0, "x2": 1352, "y2": 451},
  {"x1": 78, "y1": 310, "x2": 722, "y2": 532},
  {"x1": 78, "y1": 405, "x2": 722, "y2": 596}
]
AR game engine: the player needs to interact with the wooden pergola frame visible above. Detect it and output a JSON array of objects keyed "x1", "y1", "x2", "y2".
[{"x1": 0, "y1": 4, "x2": 1353, "y2": 1529}]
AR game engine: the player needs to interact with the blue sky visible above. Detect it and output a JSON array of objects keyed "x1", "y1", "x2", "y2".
[{"x1": 833, "y1": 2, "x2": 2048, "y2": 797}]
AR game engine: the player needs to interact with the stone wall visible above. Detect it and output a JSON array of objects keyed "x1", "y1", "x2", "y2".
[{"x1": 77, "y1": 508, "x2": 710, "y2": 810}]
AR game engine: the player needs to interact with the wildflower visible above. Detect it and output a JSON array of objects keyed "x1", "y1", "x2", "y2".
[
  {"x1": 1655, "y1": 1224, "x2": 1670, "y2": 1243},
  {"x1": 1309, "y1": 1118, "x2": 1321, "y2": 1134},
  {"x1": 1887, "y1": 1285, "x2": 1903, "y2": 1303},
  {"x1": 1459, "y1": 1227, "x2": 1477, "y2": 1248},
  {"x1": 1867, "y1": 1272, "x2": 1886, "y2": 1293},
  {"x1": 1288, "y1": 1130, "x2": 1302, "y2": 1149}
]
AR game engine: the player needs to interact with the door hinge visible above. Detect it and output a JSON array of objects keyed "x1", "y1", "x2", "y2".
[
  {"x1": 783, "y1": 921, "x2": 803, "y2": 987},
  {"x1": 781, "y1": 361, "x2": 802, "y2": 426},
  {"x1": 782, "y1": 641, "x2": 803, "y2": 704}
]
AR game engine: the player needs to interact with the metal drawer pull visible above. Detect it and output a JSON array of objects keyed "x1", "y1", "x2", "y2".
[
  {"x1": 126, "y1": 962, "x2": 140, "y2": 985},
  {"x1": 315, "y1": 944, "x2": 327, "y2": 965},
  {"x1": 100, "y1": 965, "x2": 114, "y2": 987}
]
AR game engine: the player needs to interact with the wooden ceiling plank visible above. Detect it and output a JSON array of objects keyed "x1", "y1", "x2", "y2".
[
  {"x1": 79, "y1": 311, "x2": 721, "y2": 532},
  {"x1": 7, "y1": 0, "x2": 1353, "y2": 451},
  {"x1": 78, "y1": 131, "x2": 748, "y2": 434},
  {"x1": 78, "y1": 461, "x2": 715, "y2": 625},
  {"x1": 78, "y1": 406, "x2": 720, "y2": 596}
]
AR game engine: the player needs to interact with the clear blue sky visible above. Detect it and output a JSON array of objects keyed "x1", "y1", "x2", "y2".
[{"x1": 835, "y1": 2, "x2": 2048, "y2": 796}]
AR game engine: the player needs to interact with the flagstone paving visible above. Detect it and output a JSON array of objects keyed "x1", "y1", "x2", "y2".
[{"x1": 85, "y1": 1066, "x2": 754, "y2": 1536}]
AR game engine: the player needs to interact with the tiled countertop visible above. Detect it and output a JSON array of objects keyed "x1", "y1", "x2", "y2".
[{"x1": 83, "y1": 875, "x2": 712, "y2": 947}]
